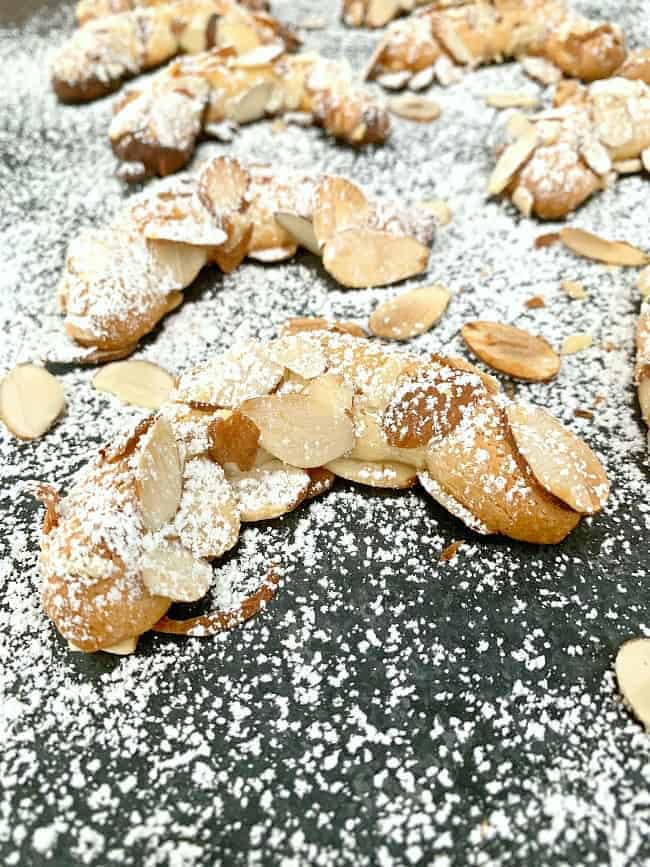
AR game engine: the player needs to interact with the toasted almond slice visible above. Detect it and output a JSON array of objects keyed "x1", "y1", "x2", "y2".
[
  {"x1": 312, "y1": 176, "x2": 370, "y2": 248},
  {"x1": 141, "y1": 539, "x2": 212, "y2": 602},
  {"x1": 323, "y1": 229, "x2": 429, "y2": 289},
  {"x1": 0, "y1": 364, "x2": 64, "y2": 440},
  {"x1": 485, "y1": 92, "x2": 540, "y2": 109},
  {"x1": 419, "y1": 199, "x2": 452, "y2": 226},
  {"x1": 233, "y1": 43, "x2": 284, "y2": 67},
  {"x1": 461, "y1": 321, "x2": 560, "y2": 381},
  {"x1": 273, "y1": 212, "x2": 320, "y2": 256},
  {"x1": 325, "y1": 458, "x2": 416, "y2": 489},
  {"x1": 388, "y1": 95, "x2": 440, "y2": 122},
  {"x1": 135, "y1": 417, "x2": 183, "y2": 531},
  {"x1": 369, "y1": 284, "x2": 450, "y2": 340},
  {"x1": 225, "y1": 456, "x2": 311, "y2": 521},
  {"x1": 174, "y1": 457, "x2": 240, "y2": 559},
  {"x1": 93, "y1": 361, "x2": 174, "y2": 410},
  {"x1": 638, "y1": 267, "x2": 650, "y2": 299},
  {"x1": 506, "y1": 403, "x2": 609, "y2": 514},
  {"x1": 559, "y1": 228, "x2": 648, "y2": 267},
  {"x1": 198, "y1": 156, "x2": 250, "y2": 217},
  {"x1": 208, "y1": 410, "x2": 260, "y2": 471},
  {"x1": 616, "y1": 638, "x2": 650, "y2": 730},
  {"x1": 148, "y1": 241, "x2": 208, "y2": 288},
  {"x1": 561, "y1": 333, "x2": 592, "y2": 355},
  {"x1": 488, "y1": 125, "x2": 537, "y2": 195},
  {"x1": 241, "y1": 373, "x2": 354, "y2": 468},
  {"x1": 561, "y1": 280, "x2": 587, "y2": 300},
  {"x1": 417, "y1": 470, "x2": 490, "y2": 536},
  {"x1": 613, "y1": 159, "x2": 642, "y2": 174},
  {"x1": 230, "y1": 81, "x2": 274, "y2": 124},
  {"x1": 535, "y1": 232, "x2": 560, "y2": 249}
]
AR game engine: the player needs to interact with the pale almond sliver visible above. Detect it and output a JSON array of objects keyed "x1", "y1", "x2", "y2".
[
  {"x1": 323, "y1": 228, "x2": 429, "y2": 289},
  {"x1": 616, "y1": 638, "x2": 650, "y2": 730},
  {"x1": 0, "y1": 364, "x2": 64, "y2": 441},
  {"x1": 485, "y1": 92, "x2": 540, "y2": 109},
  {"x1": 461, "y1": 321, "x2": 560, "y2": 381},
  {"x1": 561, "y1": 280, "x2": 587, "y2": 300},
  {"x1": 369, "y1": 284, "x2": 451, "y2": 340},
  {"x1": 93, "y1": 360, "x2": 175, "y2": 410},
  {"x1": 488, "y1": 126, "x2": 537, "y2": 195},
  {"x1": 561, "y1": 333, "x2": 592, "y2": 355},
  {"x1": 559, "y1": 228, "x2": 649, "y2": 267},
  {"x1": 388, "y1": 95, "x2": 441, "y2": 122}
]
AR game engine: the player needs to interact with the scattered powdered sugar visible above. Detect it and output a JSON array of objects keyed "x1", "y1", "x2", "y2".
[{"x1": 2, "y1": 0, "x2": 650, "y2": 865}]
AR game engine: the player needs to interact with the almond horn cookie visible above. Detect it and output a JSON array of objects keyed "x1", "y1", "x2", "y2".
[
  {"x1": 364, "y1": 0, "x2": 638, "y2": 90},
  {"x1": 57, "y1": 157, "x2": 434, "y2": 355},
  {"x1": 52, "y1": 0, "x2": 299, "y2": 103},
  {"x1": 35, "y1": 329, "x2": 609, "y2": 654},
  {"x1": 76, "y1": 0, "x2": 270, "y2": 26},
  {"x1": 488, "y1": 77, "x2": 650, "y2": 220},
  {"x1": 109, "y1": 49, "x2": 390, "y2": 180}
]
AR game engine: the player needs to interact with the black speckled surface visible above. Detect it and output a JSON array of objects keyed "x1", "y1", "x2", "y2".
[{"x1": 1, "y1": 2, "x2": 650, "y2": 866}]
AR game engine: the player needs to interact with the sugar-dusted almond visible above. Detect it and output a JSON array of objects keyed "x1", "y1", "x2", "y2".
[
  {"x1": 323, "y1": 229, "x2": 430, "y2": 289},
  {"x1": 198, "y1": 155, "x2": 251, "y2": 217},
  {"x1": 141, "y1": 539, "x2": 212, "y2": 602},
  {"x1": 312, "y1": 176, "x2": 371, "y2": 248},
  {"x1": 461, "y1": 321, "x2": 560, "y2": 381},
  {"x1": 233, "y1": 43, "x2": 285, "y2": 68},
  {"x1": 488, "y1": 125, "x2": 537, "y2": 195},
  {"x1": 224, "y1": 451, "x2": 311, "y2": 521},
  {"x1": 561, "y1": 333, "x2": 592, "y2": 355},
  {"x1": 270, "y1": 334, "x2": 328, "y2": 379},
  {"x1": 561, "y1": 280, "x2": 587, "y2": 300},
  {"x1": 388, "y1": 95, "x2": 441, "y2": 122},
  {"x1": 241, "y1": 373, "x2": 354, "y2": 468},
  {"x1": 230, "y1": 81, "x2": 275, "y2": 124},
  {"x1": 506, "y1": 403, "x2": 609, "y2": 515},
  {"x1": 485, "y1": 92, "x2": 540, "y2": 109},
  {"x1": 274, "y1": 212, "x2": 321, "y2": 256},
  {"x1": 615, "y1": 638, "x2": 650, "y2": 730},
  {"x1": 325, "y1": 458, "x2": 417, "y2": 489},
  {"x1": 208, "y1": 410, "x2": 260, "y2": 471},
  {"x1": 174, "y1": 457, "x2": 240, "y2": 560},
  {"x1": 369, "y1": 284, "x2": 450, "y2": 340},
  {"x1": 559, "y1": 228, "x2": 648, "y2": 266},
  {"x1": 0, "y1": 364, "x2": 64, "y2": 441},
  {"x1": 135, "y1": 417, "x2": 183, "y2": 531},
  {"x1": 93, "y1": 360, "x2": 175, "y2": 410}
]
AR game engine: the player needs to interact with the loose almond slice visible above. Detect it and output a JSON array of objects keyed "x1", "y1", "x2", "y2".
[
  {"x1": 369, "y1": 284, "x2": 450, "y2": 340},
  {"x1": 388, "y1": 95, "x2": 441, "y2": 122},
  {"x1": 208, "y1": 410, "x2": 260, "y2": 471},
  {"x1": 174, "y1": 457, "x2": 240, "y2": 560},
  {"x1": 488, "y1": 125, "x2": 537, "y2": 195},
  {"x1": 325, "y1": 458, "x2": 416, "y2": 489},
  {"x1": 485, "y1": 92, "x2": 540, "y2": 109},
  {"x1": 506, "y1": 403, "x2": 609, "y2": 514},
  {"x1": 93, "y1": 361, "x2": 175, "y2": 410},
  {"x1": 0, "y1": 364, "x2": 64, "y2": 441},
  {"x1": 312, "y1": 176, "x2": 371, "y2": 248},
  {"x1": 461, "y1": 321, "x2": 560, "y2": 381},
  {"x1": 230, "y1": 81, "x2": 274, "y2": 124},
  {"x1": 559, "y1": 228, "x2": 648, "y2": 266},
  {"x1": 273, "y1": 212, "x2": 321, "y2": 256},
  {"x1": 561, "y1": 333, "x2": 592, "y2": 355},
  {"x1": 135, "y1": 417, "x2": 183, "y2": 531},
  {"x1": 241, "y1": 373, "x2": 354, "y2": 468},
  {"x1": 616, "y1": 638, "x2": 650, "y2": 730},
  {"x1": 323, "y1": 229, "x2": 429, "y2": 289},
  {"x1": 225, "y1": 455, "x2": 311, "y2": 521},
  {"x1": 141, "y1": 539, "x2": 212, "y2": 602}
]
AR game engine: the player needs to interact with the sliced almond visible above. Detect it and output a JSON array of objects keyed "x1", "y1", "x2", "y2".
[
  {"x1": 0, "y1": 364, "x2": 64, "y2": 441},
  {"x1": 511, "y1": 185, "x2": 533, "y2": 217},
  {"x1": 520, "y1": 56, "x2": 563, "y2": 85},
  {"x1": 270, "y1": 334, "x2": 328, "y2": 379},
  {"x1": 135, "y1": 417, "x2": 183, "y2": 531},
  {"x1": 561, "y1": 280, "x2": 587, "y2": 300},
  {"x1": 325, "y1": 458, "x2": 416, "y2": 489},
  {"x1": 559, "y1": 228, "x2": 648, "y2": 267},
  {"x1": 273, "y1": 212, "x2": 320, "y2": 256},
  {"x1": 461, "y1": 321, "x2": 560, "y2": 381},
  {"x1": 248, "y1": 245, "x2": 297, "y2": 262},
  {"x1": 378, "y1": 71, "x2": 412, "y2": 90},
  {"x1": 561, "y1": 333, "x2": 592, "y2": 355},
  {"x1": 580, "y1": 140, "x2": 612, "y2": 176},
  {"x1": 323, "y1": 229, "x2": 429, "y2": 289},
  {"x1": 198, "y1": 156, "x2": 250, "y2": 217},
  {"x1": 616, "y1": 638, "x2": 650, "y2": 730},
  {"x1": 419, "y1": 199, "x2": 452, "y2": 226},
  {"x1": 525, "y1": 295, "x2": 545, "y2": 309},
  {"x1": 642, "y1": 148, "x2": 650, "y2": 173},
  {"x1": 208, "y1": 410, "x2": 260, "y2": 471},
  {"x1": 241, "y1": 373, "x2": 354, "y2": 468},
  {"x1": 488, "y1": 125, "x2": 537, "y2": 195},
  {"x1": 388, "y1": 95, "x2": 440, "y2": 122},
  {"x1": 485, "y1": 92, "x2": 540, "y2": 109},
  {"x1": 225, "y1": 453, "x2": 311, "y2": 521},
  {"x1": 174, "y1": 457, "x2": 240, "y2": 559},
  {"x1": 637, "y1": 267, "x2": 650, "y2": 299},
  {"x1": 408, "y1": 66, "x2": 435, "y2": 91},
  {"x1": 280, "y1": 317, "x2": 367, "y2": 339},
  {"x1": 103, "y1": 637, "x2": 138, "y2": 656},
  {"x1": 535, "y1": 232, "x2": 560, "y2": 249},
  {"x1": 613, "y1": 158, "x2": 643, "y2": 174},
  {"x1": 233, "y1": 43, "x2": 284, "y2": 68},
  {"x1": 93, "y1": 361, "x2": 174, "y2": 410},
  {"x1": 369, "y1": 284, "x2": 450, "y2": 340},
  {"x1": 506, "y1": 403, "x2": 609, "y2": 514},
  {"x1": 230, "y1": 81, "x2": 274, "y2": 124},
  {"x1": 141, "y1": 539, "x2": 212, "y2": 602},
  {"x1": 312, "y1": 176, "x2": 370, "y2": 248}
]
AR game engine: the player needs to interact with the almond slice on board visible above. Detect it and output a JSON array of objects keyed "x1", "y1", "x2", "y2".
[
  {"x1": 225, "y1": 455, "x2": 311, "y2": 521},
  {"x1": 388, "y1": 95, "x2": 441, "y2": 122},
  {"x1": 323, "y1": 229, "x2": 429, "y2": 289},
  {"x1": 135, "y1": 417, "x2": 183, "y2": 531},
  {"x1": 506, "y1": 403, "x2": 609, "y2": 515},
  {"x1": 141, "y1": 540, "x2": 212, "y2": 602},
  {"x1": 369, "y1": 284, "x2": 450, "y2": 340},
  {"x1": 174, "y1": 458, "x2": 240, "y2": 560},
  {"x1": 0, "y1": 364, "x2": 64, "y2": 440},
  {"x1": 461, "y1": 321, "x2": 560, "y2": 381},
  {"x1": 93, "y1": 361, "x2": 175, "y2": 410},
  {"x1": 274, "y1": 212, "x2": 321, "y2": 256},
  {"x1": 488, "y1": 125, "x2": 537, "y2": 195},
  {"x1": 559, "y1": 228, "x2": 649, "y2": 266},
  {"x1": 325, "y1": 458, "x2": 417, "y2": 489},
  {"x1": 616, "y1": 638, "x2": 650, "y2": 730},
  {"x1": 312, "y1": 176, "x2": 371, "y2": 248},
  {"x1": 241, "y1": 373, "x2": 354, "y2": 468}
]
